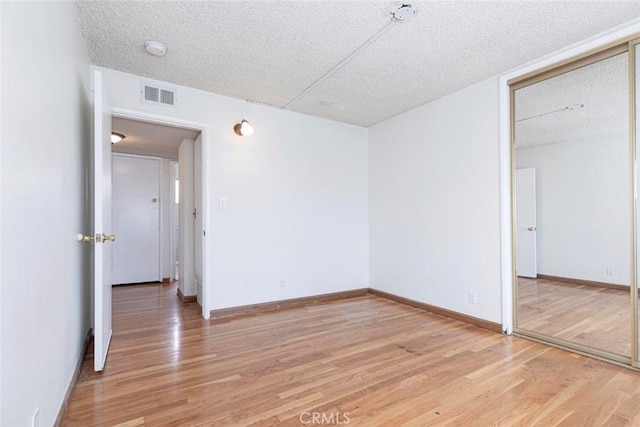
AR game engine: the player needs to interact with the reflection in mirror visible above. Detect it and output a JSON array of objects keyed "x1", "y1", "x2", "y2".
[{"x1": 514, "y1": 51, "x2": 630, "y2": 358}]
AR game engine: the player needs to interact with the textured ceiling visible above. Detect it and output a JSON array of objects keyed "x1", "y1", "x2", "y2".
[
  {"x1": 515, "y1": 52, "x2": 628, "y2": 149},
  {"x1": 76, "y1": 1, "x2": 640, "y2": 127},
  {"x1": 111, "y1": 117, "x2": 200, "y2": 160}
]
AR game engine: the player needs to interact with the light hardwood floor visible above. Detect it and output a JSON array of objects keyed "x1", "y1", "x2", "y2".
[
  {"x1": 517, "y1": 276, "x2": 632, "y2": 357},
  {"x1": 61, "y1": 283, "x2": 640, "y2": 426}
]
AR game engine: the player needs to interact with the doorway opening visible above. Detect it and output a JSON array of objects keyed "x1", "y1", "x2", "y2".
[{"x1": 110, "y1": 110, "x2": 209, "y2": 319}]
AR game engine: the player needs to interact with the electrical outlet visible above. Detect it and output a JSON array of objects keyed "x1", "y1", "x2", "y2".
[
  {"x1": 31, "y1": 408, "x2": 39, "y2": 427},
  {"x1": 468, "y1": 291, "x2": 478, "y2": 305},
  {"x1": 606, "y1": 267, "x2": 615, "y2": 276},
  {"x1": 279, "y1": 280, "x2": 285, "y2": 290}
]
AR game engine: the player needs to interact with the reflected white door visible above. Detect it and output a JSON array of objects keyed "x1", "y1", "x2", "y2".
[
  {"x1": 112, "y1": 155, "x2": 161, "y2": 284},
  {"x1": 93, "y1": 70, "x2": 113, "y2": 371},
  {"x1": 516, "y1": 168, "x2": 537, "y2": 278}
]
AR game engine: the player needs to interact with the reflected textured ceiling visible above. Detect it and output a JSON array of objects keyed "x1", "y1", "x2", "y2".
[
  {"x1": 112, "y1": 117, "x2": 200, "y2": 160},
  {"x1": 515, "y1": 52, "x2": 629, "y2": 149},
  {"x1": 76, "y1": 1, "x2": 640, "y2": 127}
]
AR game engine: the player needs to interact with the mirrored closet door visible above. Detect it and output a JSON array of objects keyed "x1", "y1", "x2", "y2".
[{"x1": 512, "y1": 46, "x2": 633, "y2": 363}]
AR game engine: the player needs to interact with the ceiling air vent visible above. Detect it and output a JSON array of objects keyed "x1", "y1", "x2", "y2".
[
  {"x1": 160, "y1": 89, "x2": 174, "y2": 105},
  {"x1": 140, "y1": 82, "x2": 177, "y2": 107}
]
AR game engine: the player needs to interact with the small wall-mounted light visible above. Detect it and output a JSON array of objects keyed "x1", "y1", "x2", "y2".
[
  {"x1": 233, "y1": 119, "x2": 254, "y2": 136},
  {"x1": 111, "y1": 132, "x2": 126, "y2": 144}
]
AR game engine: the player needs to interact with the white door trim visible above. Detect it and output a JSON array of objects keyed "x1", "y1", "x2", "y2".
[
  {"x1": 159, "y1": 159, "x2": 164, "y2": 282},
  {"x1": 170, "y1": 160, "x2": 179, "y2": 281},
  {"x1": 111, "y1": 108, "x2": 211, "y2": 320},
  {"x1": 498, "y1": 18, "x2": 640, "y2": 334}
]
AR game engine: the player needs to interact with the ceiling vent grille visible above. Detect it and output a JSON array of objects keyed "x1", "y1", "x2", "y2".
[
  {"x1": 140, "y1": 82, "x2": 177, "y2": 107},
  {"x1": 160, "y1": 89, "x2": 174, "y2": 105}
]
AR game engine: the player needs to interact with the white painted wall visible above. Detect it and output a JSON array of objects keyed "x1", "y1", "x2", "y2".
[
  {"x1": 1, "y1": 2, "x2": 91, "y2": 426},
  {"x1": 178, "y1": 138, "x2": 196, "y2": 296},
  {"x1": 516, "y1": 134, "x2": 629, "y2": 285},
  {"x1": 369, "y1": 77, "x2": 502, "y2": 323},
  {"x1": 101, "y1": 68, "x2": 370, "y2": 312}
]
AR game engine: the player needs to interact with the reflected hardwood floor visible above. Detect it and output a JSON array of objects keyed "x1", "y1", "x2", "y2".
[
  {"x1": 61, "y1": 282, "x2": 640, "y2": 426},
  {"x1": 517, "y1": 277, "x2": 632, "y2": 357}
]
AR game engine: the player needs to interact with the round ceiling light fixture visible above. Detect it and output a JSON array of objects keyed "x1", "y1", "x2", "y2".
[
  {"x1": 392, "y1": 4, "x2": 416, "y2": 23},
  {"x1": 111, "y1": 132, "x2": 125, "y2": 144},
  {"x1": 145, "y1": 40, "x2": 167, "y2": 57}
]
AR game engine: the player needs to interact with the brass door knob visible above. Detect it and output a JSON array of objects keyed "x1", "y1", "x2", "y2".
[
  {"x1": 527, "y1": 226, "x2": 535, "y2": 231},
  {"x1": 102, "y1": 233, "x2": 116, "y2": 242},
  {"x1": 77, "y1": 233, "x2": 94, "y2": 243}
]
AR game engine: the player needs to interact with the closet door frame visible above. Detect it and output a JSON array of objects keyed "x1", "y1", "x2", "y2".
[{"x1": 631, "y1": 37, "x2": 640, "y2": 369}]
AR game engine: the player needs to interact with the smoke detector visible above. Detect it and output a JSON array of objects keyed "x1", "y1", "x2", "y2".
[
  {"x1": 392, "y1": 4, "x2": 416, "y2": 22},
  {"x1": 145, "y1": 41, "x2": 167, "y2": 57}
]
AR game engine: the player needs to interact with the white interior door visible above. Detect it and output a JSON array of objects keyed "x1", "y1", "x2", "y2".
[
  {"x1": 112, "y1": 155, "x2": 161, "y2": 285},
  {"x1": 516, "y1": 167, "x2": 537, "y2": 278},
  {"x1": 93, "y1": 69, "x2": 113, "y2": 372}
]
